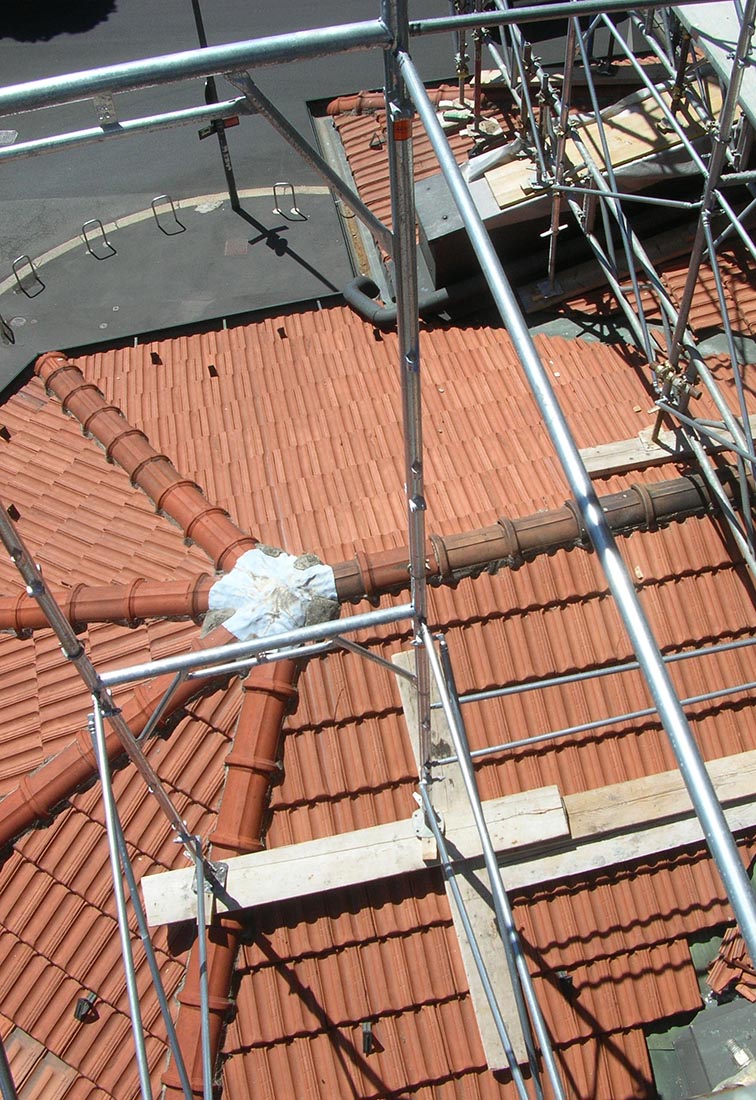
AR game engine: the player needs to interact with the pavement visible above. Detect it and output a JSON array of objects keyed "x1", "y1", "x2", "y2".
[
  {"x1": 0, "y1": 190, "x2": 353, "y2": 383},
  {"x1": 0, "y1": 0, "x2": 451, "y2": 388}
]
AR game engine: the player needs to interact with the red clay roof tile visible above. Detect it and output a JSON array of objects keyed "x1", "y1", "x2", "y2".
[{"x1": 0, "y1": 299, "x2": 753, "y2": 1098}]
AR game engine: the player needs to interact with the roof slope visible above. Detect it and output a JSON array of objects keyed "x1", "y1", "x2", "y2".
[{"x1": 0, "y1": 302, "x2": 754, "y2": 1098}]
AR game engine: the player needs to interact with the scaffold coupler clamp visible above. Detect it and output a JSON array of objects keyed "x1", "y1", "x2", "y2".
[{"x1": 193, "y1": 857, "x2": 229, "y2": 924}]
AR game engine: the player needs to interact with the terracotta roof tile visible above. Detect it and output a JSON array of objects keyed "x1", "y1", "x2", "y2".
[
  {"x1": 0, "y1": 299, "x2": 754, "y2": 1098},
  {"x1": 331, "y1": 85, "x2": 518, "y2": 239},
  {"x1": 707, "y1": 924, "x2": 756, "y2": 1000},
  {"x1": 561, "y1": 247, "x2": 756, "y2": 336}
]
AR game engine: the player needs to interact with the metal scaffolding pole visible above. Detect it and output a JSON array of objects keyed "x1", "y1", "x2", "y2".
[
  {"x1": 408, "y1": 0, "x2": 709, "y2": 38},
  {"x1": 0, "y1": 100, "x2": 250, "y2": 162},
  {"x1": 700, "y1": 217, "x2": 756, "y2": 491},
  {"x1": 669, "y1": 0, "x2": 756, "y2": 363},
  {"x1": 433, "y1": 635, "x2": 756, "y2": 712},
  {"x1": 382, "y1": 0, "x2": 433, "y2": 774},
  {"x1": 435, "y1": 673, "x2": 756, "y2": 765},
  {"x1": 547, "y1": 18, "x2": 577, "y2": 284},
  {"x1": 397, "y1": 47, "x2": 756, "y2": 967},
  {"x1": 194, "y1": 853, "x2": 213, "y2": 1100},
  {"x1": 100, "y1": 603, "x2": 414, "y2": 687},
  {"x1": 549, "y1": 97, "x2": 756, "y2": 517},
  {"x1": 490, "y1": 0, "x2": 549, "y2": 180},
  {"x1": 0, "y1": 1038, "x2": 18, "y2": 1100},
  {"x1": 90, "y1": 704, "x2": 154, "y2": 1100},
  {"x1": 226, "y1": 70, "x2": 394, "y2": 254},
  {"x1": 0, "y1": 21, "x2": 391, "y2": 115},
  {"x1": 112, "y1": 816, "x2": 193, "y2": 1100},
  {"x1": 190, "y1": 0, "x2": 241, "y2": 211},
  {"x1": 572, "y1": 18, "x2": 655, "y2": 360},
  {"x1": 0, "y1": 501, "x2": 211, "y2": 876},
  {"x1": 417, "y1": 783, "x2": 532, "y2": 1100},
  {"x1": 424, "y1": 628, "x2": 564, "y2": 1100}
]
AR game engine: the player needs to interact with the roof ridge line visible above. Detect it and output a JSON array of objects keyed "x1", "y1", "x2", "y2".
[{"x1": 35, "y1": 352, "x2": 257, "y2": 573}]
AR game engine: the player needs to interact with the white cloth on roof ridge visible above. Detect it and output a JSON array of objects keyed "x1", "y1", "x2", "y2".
[{"x1": 208, "y1": 545, "x2": 338, "y2": 641}]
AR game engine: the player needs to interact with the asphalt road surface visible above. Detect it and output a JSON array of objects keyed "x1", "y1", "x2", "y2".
[{"x1": 0, "y1": 0, "x2": 453, "y2": 383}]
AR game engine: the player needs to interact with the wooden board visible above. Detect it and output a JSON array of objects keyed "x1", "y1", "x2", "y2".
[
  {"x1": 141, "y1": 784, "x2": 568, "y2": 928},
  {"x1": 141, "y1": 746, "x2": 756, "y2": 924},
  {"x1": 393, "y1": 648, "x2": 537, "y2": 1068},
  {"x1": 579, "y1": 415, "x2": 756, "y2": 477},
  {"x1": 501, "y1": 798, "x2": 756, "y2": 893},
  {"x1": 565, "y1": 750, "x2": 756, "y2": 838},
  {"x1": 486, "y1": 81, "x2": 721, "y2": 212}
]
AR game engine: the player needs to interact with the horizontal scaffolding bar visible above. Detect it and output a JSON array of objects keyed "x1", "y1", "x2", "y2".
[
  {"x1": 185, "y1": 639, "x2": 336, "y2": 680},
  {"x1": 101, "y1": 603, "x2": 414, "y2": 687},
  {"x1": 409, "y1": 0, "x2": 710, "y2": 36},
  {"x1": 551, "y1": 183, "x2": 700, "y2": 211},
  {"x1": 0, "y1": 99, "x2": 250, "y2": 161},
  {"x1": 656, "y1": 402, "x2": 756, "y2": 465},
  {"x1": 434, "y1": 675, "x2": 756, "y2": 766},
  {"x1": 432, "y1": 635, "x2": 756, "y2": 710},
  {"x1": 0, "y1": 20, "x2": 391, "y2": 116}
]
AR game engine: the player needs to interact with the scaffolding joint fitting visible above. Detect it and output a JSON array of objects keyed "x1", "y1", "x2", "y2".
[
  {"x1": 193, "y1": 858, "x2": 228, "y2": 897},
  {"x1": 654, "y1": 360, "x2": 699, "y2": 401},
  {"x1": 97, "y1": 697, "x2": 121, "y2": 720},
  {"x1": 412, "y1": 805, "x2": 444, "y2": 840}
]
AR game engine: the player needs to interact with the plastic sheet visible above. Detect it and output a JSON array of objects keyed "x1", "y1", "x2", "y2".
[{"x1": 208, "y1": 546, "x2": 338, "y2": 641}]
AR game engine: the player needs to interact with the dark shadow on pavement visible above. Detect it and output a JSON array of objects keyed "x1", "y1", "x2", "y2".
[
  {"x1": 236, "y1": 207, "x2": 340, "y2": 294},
  {"x1": 0, "y1": 0, "x2": 117, "y2": 41}
]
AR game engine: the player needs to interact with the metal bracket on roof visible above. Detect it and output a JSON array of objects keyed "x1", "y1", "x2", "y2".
[
  {"x1": 272, "y1": 181, "x2": 308, "y2": 221},
  {"x1": 93, "y1": 94, "x2": 119, "y2": 130},
  {"x1": 192, "y1": 858, "x2": 228, "y2": 925},
  {"x1": 413, "y1": 801, "x2": 444, "y2": 864},
  {"x1": 412, "y1": 804, "x2": 444, "y2": 839}
]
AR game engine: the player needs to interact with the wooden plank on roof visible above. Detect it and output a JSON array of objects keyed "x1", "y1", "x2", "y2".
[
  {"x1": 143, "y1": 748, "x2": 756, "y2": 928},
  {"x1": 501, "y1": 794, "x2": 756, "y2": 894},
  {"x1": 486, "y1": 82, "x2": 719, "y2": 213},
  {"x1": 141, "y1": 784, "x2": 567, "y2": 928},
  {"x1": 580, "y1": 415, "x2": 756, "y2": 477},
  {"x1": 392, "y1": 648, "x2": 540, "y2": 1070},
  {"x1": 565, "y1": 750, "x2": 756, "y2": 838}
]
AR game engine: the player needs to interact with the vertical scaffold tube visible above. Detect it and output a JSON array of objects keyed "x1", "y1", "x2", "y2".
[
  {"x1": 669, "y1": 0, "x2": 756, "y2": 362},
  {"x1": 0, "y1": 1037, "x2": 18, "y2": 1100},
  {"x1": 427, "y1": 629, "x2": 563, "y2": 1100},
  {"x1": 90, "y1": 704, "x2": 154, "y2": 1100},
  {"x1": 397, "y1": 48, "x2": 756, "y2": 967},
  {"x1": 417, "y1": 783, "x2": 532, "y2": 1100},
  {"x1": 382, "y1": 0, "x2": 432, "y2": 771}
]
